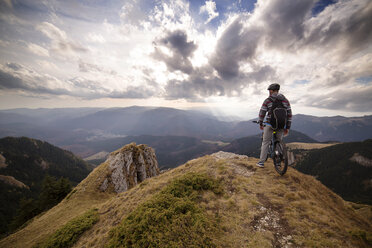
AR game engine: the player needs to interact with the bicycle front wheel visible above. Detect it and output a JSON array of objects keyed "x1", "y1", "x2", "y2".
[{"x1": 272, "y1": 141, "x2": 288, "y2": 176}]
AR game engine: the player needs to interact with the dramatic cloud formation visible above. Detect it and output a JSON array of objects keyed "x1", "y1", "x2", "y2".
[
  {"x1": 153, "y1": 30, "x2": 197, "y2": 74},
  {"x1": 211, "y1": 16, "x2": 263, "y2": 80},
  {"x1": 0, "y1": 62, "x2": 156, "y2": 99},
  {"x1": 200, "y1": 1, "x2": 219, "y2": 24},
  {"x1": 0, "y1": 0, "x2": 371, "y2": 117}
]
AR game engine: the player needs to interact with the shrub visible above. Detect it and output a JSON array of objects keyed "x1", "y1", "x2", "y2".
[
  {"x1": 107, "y1": 173, "x2": 223, "y2": 248},
  {"x1": 34, "y1": 208, "x2": 99, "y2": 248},
  {"x1": 349, "y1": 229, "x2": 372, "y2": 246}
]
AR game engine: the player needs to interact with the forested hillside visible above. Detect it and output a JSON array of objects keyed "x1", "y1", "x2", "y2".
[
  {"x1": 0, "y1": 137, "x2": 93, "y2": 236},
  {"x1": 296, "y1": 139, "x2": 372, "y2": 204}
]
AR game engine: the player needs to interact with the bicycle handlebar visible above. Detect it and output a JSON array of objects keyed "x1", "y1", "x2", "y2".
[
  {"x1": 253, "y1": 120, "x2": 289, "y2": 136},
  {"x1": 252, "y1": 120, "x2": 269, "y2": 125}
]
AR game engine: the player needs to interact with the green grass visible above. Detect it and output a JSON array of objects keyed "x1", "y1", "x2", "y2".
[
  {"x1": 106, "y1": 172, "x2": 223, "y2": 248},
  {"x1": 349, "y1": 229, "x2": 372, "y2": 246},
  {"x1": 34, "y1": 208, "x2": 99, "y2": 248}
]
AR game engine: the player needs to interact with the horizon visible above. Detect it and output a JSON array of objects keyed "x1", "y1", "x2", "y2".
[
  {"x1": 1, "y1": 105, "x2": 371, "y2": 121},
  {"x1": 1, "y1": 0, "x2": 372, "y2": 119}
]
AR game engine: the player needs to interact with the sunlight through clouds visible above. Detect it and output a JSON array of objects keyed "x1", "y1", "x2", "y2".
[{"x1": 0, "y1": 0, "x2": 371, "y2": 118}]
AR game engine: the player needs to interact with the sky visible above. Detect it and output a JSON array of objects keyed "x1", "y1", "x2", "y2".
[{"x1": 0, "y1": 0, "x2": 371, "y2": 119}]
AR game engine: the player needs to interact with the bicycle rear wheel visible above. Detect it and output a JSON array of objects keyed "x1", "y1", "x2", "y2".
[{"x1": 272, "y1": 141, "x2": 288, "y2": 176}]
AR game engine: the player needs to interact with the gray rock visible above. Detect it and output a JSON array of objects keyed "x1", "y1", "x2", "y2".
[
  {"x1": 99, "y1": 178, "x2": 108, "y2": 192},
  {"x1": 211, "y1": 151, "x2": 248, "y2": 160},
  {"x1": 100, "y1": 143, "x2": 160, "y2": 193}
]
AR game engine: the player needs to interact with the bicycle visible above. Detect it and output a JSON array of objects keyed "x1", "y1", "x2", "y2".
[{"x1": 253, "y1": 121, "x2": 288, "y2": 176}]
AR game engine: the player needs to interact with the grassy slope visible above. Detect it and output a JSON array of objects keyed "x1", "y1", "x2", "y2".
[
  {"x1": 0, "y1": 160, "x2": 114, "y2": 248},
  {"x1": 2, "y1": 155, "x2": 371, "y2": 248}
]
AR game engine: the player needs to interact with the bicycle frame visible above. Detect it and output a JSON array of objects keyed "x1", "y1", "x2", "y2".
[
  {"x1": 254, "y1": 121, "x2": 288, "y2": 175},
  {"x1": 268, "y1": 130, "x2": 280, "y2": 160}
]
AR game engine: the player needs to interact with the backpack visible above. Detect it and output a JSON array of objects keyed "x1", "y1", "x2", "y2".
[{"x1": 269, "y1": 97, "x2": 287, "y2": 130}]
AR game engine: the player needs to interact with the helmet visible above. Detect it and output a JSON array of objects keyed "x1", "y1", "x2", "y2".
[{"x1": 267, "y1": 83, "x2": 280, "y2": 91}]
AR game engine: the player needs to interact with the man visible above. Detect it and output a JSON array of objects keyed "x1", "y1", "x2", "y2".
[{"x1": 256, "y1": 83, "x2": 292, "y2": 168}]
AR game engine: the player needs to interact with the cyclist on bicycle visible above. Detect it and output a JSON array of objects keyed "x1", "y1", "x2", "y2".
[{"x1": 256, "y1": 83, "x2": 292, "y2": 168}]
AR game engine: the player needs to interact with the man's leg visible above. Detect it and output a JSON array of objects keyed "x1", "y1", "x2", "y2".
[{"x1": 258, "y1": 126, "x2": 273, "y2": 166}]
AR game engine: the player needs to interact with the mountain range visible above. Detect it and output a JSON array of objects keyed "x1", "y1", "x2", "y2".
[
  {"x1": 79, "y1": 130, "x2": 316, "y2": 169},
  {"x1": 291, "y1": 114, "x2": 372, "y2": 142},
  {"x1": 1, "y1": 107, "x2": 371, "y2": 148}
]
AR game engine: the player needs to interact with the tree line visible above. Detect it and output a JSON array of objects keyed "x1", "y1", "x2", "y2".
[{"x1": 9, "y1": 175, "x2": 72, "y2": 233}]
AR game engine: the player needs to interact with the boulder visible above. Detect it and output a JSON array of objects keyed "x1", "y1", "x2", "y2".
[{"x1": 100, "y1": 143, "x2": 160, "y2": 193}]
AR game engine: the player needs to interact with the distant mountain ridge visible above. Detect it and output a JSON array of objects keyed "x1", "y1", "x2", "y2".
[
  {"x1": 1, "y1": 107, "x2": 371, "y2": 147},
  {"x1": 291, "y1": 114, "x2": 372, "y2": 142},
  {"x1": 73, "y1": 135, "x2": 225, "y2": 169},
  {"x1": 70, "y1": 130, "x2": 315, "y2": 169}
]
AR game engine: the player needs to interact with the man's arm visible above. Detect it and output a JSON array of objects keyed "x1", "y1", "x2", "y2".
[
  {"x1": 282, "y1": 96, "x2": 292, "y2": 130},
  {"x1": 258, "y1": 98, "x2": 269, "y2": 129}
]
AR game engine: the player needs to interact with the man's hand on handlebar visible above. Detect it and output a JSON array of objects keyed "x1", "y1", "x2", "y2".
[{"x1": 253, "y1": 120, "x2": 289, "y2": 135}]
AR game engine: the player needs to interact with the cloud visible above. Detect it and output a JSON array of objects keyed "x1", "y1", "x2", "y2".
[
  {"x1": 86, "y1": 33, "x2": 106, "y2": 43},
  {"x1": 36, "y1": 22, "x2": 88, "y2": 55},
  {"x1": 149, "y1": 10, "x2": 278, "y2": 100},
  {"x1": 149, "y1": 0, "x2": 371, "y2": 113},
  {"x1": 3, "y1": 0, "x2": 12, "y2": 8},
  {"x1": 0, "y1": 63, "x2": 70, "y2": 95},
  {"x1": 109, "y1": 86, "x2": 156, "y2": 99},
  {"x1": 210, "y1": 16, "x2": 263, "y2": 80},
  {"x1": 68, "y1": 76, "x2": 157, "y2": 99},
  {"x1": 0, "y1": 62, "x2": 157, "y2": 99},
  {"x1": 153, "y1": 30, "x2": 197, "y2": 74},
  {"x1": 27, "y1": 43, "x2": 49, "y2": 57},
  {"x1": 149, "y1": 0, "x2": 192, "y2": 30},
  {"x1": 256, "y1": 0, "x2": 316, "y2": 49},
  {"x1": 78, "y1": 61, "x2": 105, "y2": 73},
  {"x1": 164, "y1": 67, "x2": 223, "y2": 100},
  {"x1": 304, "y1": 85, "x2": 372, "y2": 112},
  {"x1": 303, "y1": 0, "x2": 372, "y2": 58},
  {"x1": 1, "y1": 0, "x2": 372, "y2": 115},
  {"x1": 163, "y1": 63, "x2": 277, "y2": 100},
  {"x1": 120, "y1": 0, "x2": 148, "y2": 26},
  {"x1": 160, "y1": 29, "x2": 197, "y2": 58},
  {"x1": 200, "y1": 0, "x2": 219, "y2": 24}
]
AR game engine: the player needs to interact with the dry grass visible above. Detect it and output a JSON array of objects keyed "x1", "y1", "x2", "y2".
[
  {"x1": 2, "y1": 153, "x2": 371, "y2": 248},
  {"x1": 201, "y1": 140, "x2": 230, "y2": 147},
  {"x1": 287, "y1": 142, "x2": 338, "y2": 150}
]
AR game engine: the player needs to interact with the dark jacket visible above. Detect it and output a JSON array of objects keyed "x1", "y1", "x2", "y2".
[{"x1": 258, "y1": 93, "x2": 292, "y2": 129}]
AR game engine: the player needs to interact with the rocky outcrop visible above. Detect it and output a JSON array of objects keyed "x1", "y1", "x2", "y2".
[
  {"x1": 100, "y1": 143, "x2": 160, "y2": 193},
  {"x1": 211, "y1": 151, "x2": 248, "y2": 160},
  {"x1": 36, "y1": 159, "x2": 49, "y2": 170},
  {"x1": 0, "y1": 153, "x2": 7, "y2": 168},
  {"x1": 0, "y1": 175, "x2": 29, "y2": 189},
  {"x1": 350, "y1": 153, "x2": 372, "y2": 167}
]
